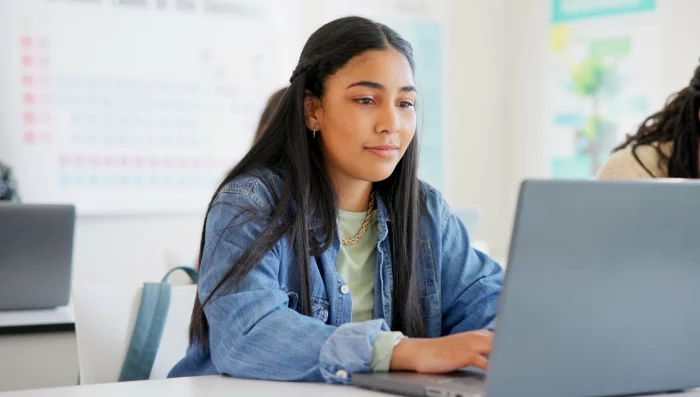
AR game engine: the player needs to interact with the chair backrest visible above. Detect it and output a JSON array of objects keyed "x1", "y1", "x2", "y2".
[{"x1": 72, "y1": 282, "x2": 196, "y2": 384}]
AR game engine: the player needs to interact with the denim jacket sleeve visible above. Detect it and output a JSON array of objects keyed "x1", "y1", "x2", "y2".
[
  {"x1": 199, "y1": 179, "x2": 389, "y2": 384},
  {"x1": 434, "y1": 191, "x2": 504, "y2": 335}
]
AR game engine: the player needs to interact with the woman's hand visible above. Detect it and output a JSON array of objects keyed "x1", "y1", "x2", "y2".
[{"x1": 390, "y1": 330, "x2": 493, "y2": 373}]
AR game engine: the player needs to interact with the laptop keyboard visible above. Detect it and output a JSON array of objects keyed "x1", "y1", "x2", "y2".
[
  {"x1": 443, "y1": 377, "x2": 484, "y2": 387},
  {"x1": 427, "y1": 376, "x2": 486, "y2": 397}
]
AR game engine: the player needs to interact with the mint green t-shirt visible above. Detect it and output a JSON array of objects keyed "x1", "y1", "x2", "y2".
[{"x1": 337, "y1": 209, "x2": 404, "y2": 372}]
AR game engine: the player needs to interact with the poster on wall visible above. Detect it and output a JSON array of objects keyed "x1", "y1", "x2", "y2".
[
  {"x1": 546, "y1": 0, "x2": 660, "y2": 179},
  {"x1": 322, "y1": 0, "x2": 447, "y2": 191},
  {"x1": 0, "y1": 0, "x2": 297, "y2": 215}
]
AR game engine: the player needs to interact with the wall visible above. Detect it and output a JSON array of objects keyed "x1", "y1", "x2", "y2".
[
  {"x1": 498, "y1": 0, "x2": 700, "y2": 261},
  {"x1": 502, "y1": 0, "x2": 550, "y2": 260},
  {"x1": 444, "y1": 0, "x2": 508, "y2": 260},
  {"x1": 657, "y1": 1, "x2": 700, "y2": 94}
]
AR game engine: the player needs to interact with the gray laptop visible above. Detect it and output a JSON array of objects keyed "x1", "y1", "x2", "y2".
[
  {"x1": 354, "y1": 180, "x2": 700, "y2": 397},
  {"x1": 0, "y1": 203, "x2": 75, "y2": 310}
]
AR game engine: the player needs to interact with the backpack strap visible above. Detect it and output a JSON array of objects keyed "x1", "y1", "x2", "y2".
[
  {"x1": 118, "y1": 266, "x2": 198, "y2": 382},
  {"x1": 118, "y1": 282, "x2": 171, "y2": 382},
  {"x1": 162, "y1": 266, "x2": 198, "y2": 284}
]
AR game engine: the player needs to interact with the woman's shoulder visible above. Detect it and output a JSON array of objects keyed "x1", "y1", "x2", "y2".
[
  {"x1": 418, "y1": 180, "x2": 443, "y2": 208},
  {"x1": 214, "y1": 167, "x2": 284, "y2": 210},
  {"x1": 418, "y1": 180, "x2": 451, "y2": 232},
  {"x1": 597, "y1": 144, "x2": 667, "y2": 180}
]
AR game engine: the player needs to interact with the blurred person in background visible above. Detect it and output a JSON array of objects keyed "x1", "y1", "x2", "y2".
[
  {"x1": 192, "y1": 87, "x2": 289, "y2": 271},
  {"x1": 0, "y1": 160, "x2": 20, "y2": 202},
  {"x1": 254, "y1": 87, "x2": 287, "y2": 143},
  {"x1": 598, "y1": 61, "x2": 700, "y2": 179}
]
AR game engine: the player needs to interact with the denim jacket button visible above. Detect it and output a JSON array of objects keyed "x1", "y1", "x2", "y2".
[
  {"x1": 340, "y1": 285, "x2": 350, "y2": 295},
  {"x1": 335, "y1": 369, "x2": 348, "y2": 379}
]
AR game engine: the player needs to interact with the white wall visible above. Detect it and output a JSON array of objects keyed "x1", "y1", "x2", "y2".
[
  {"x1": 496, "y1": 0, "x2": 700, "y2": 261},
  {"x1": 657, "y1": 1, "x2": 700, "y2": 97},
  {"x1": 502, "y1": 0, "x2": 550, "y2": 260},
  {"x1": 444, "y1": 0, "x2": 508, "y2": 259}
]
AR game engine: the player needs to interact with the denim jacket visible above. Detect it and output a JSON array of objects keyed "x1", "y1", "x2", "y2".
[{"x1": 168, "y1": 168, "x2": 503, "y2": 383}]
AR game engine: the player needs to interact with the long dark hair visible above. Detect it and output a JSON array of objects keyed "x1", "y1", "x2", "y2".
[
  {"x1": 613, "y1": 64, "x2": 700, "y2": 178},
  {"x1": 189, "y1": 16, "x2": 426, "y2": 349}
]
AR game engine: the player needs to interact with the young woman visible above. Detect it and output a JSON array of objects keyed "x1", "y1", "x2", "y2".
[
  {"x1": 598, "y1": 63, "x2": 700, "y2": 179},
  {"x1": 169, "y1": 16, "x2": 503, "y2": 383}
]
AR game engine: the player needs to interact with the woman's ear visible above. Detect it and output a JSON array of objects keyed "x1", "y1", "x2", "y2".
[{"x1": 303, "y1": 90, "x2": 322, "y2": 131}]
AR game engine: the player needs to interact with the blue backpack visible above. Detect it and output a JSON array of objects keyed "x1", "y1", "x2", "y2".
[{"x1": 118, "y1": 266, "x2": 198, "y2": 382}]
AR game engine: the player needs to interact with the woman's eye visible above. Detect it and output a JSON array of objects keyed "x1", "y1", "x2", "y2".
[
  {"x1": 399, "y1": 101, "x2": 415, "y2": 108},
  {"x1": 355, "y1": 98, "x2": 375, "y2": 105}
]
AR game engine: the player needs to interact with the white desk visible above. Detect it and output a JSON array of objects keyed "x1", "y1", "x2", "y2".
[
  {"x1": 0, "y1": 303, "x2": 77, "y2": 392},
  {"x1": 1, "y1": 376, "x2": 699, "y2": 397},
  {"x1": 0, "y1": 376, "x2": 391, "y2": 397},
  {"x1": 0, "y1": 303, "x2": 74, "y2": 334}
]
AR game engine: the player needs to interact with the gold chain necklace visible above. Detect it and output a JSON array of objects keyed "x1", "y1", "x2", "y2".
[{"x1": 340, "y1": 192, "x2": 375, "y2": 245}]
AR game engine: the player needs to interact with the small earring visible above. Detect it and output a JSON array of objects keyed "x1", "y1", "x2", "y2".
[{"x1": 312, "y1": 128, "x2": 317, "y2": 138}]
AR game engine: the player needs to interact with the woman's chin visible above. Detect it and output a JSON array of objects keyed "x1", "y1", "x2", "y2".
[{"x1": 358, "y1": 164, "x2": 401, "y2": 183}]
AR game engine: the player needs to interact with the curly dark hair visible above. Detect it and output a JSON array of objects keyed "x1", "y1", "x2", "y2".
[{"x1": 613, "y1": 63, "x2": 700, "y2": 178}]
